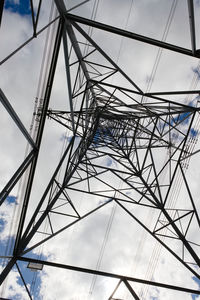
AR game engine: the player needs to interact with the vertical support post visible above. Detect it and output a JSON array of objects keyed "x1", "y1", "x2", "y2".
[
  {"x1": 0, "y1": 0, "x2": 4, "y2": 27},
  {"x1": 13, "y1": 18, "x2": 64, "y2": 256},
  {"x1": 62, "y1": 26, "x2": 75, "y2": 133},
  {"x1": 187, "y1": 0, "x2": 196, "y2": 55}
]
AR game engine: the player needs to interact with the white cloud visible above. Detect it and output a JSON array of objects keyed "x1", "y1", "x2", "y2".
[
  {"x1": 1, "y1": 1, "x2": 200, "y2": 299},
  {"x1": 0, "y1": 264, "x2": 30, "y2": 300}
]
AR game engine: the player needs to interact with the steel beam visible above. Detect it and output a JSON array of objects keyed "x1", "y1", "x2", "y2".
[
  {"x1": 17, "y1": 256, "x2": 200, "y2": 295},
  {"x1": 0, "y1": 257, "x2": 16, "y2": 285},
  {"x1": 22, "y1": 199, "x2": 112, "y2": 255},
  {"x1": 19, "y1": 116, "x2": 99, "y2": 252},
  {"x1": 70, "y1": 20, "x2": 143, "y2": 93},
  {"x1": 62, "y1": 28, "x2": 75, "y2": 133},
  {"x1": 90, "y1": 79, "x2": 198, "y2": 110},
  {"x1": 147, "y1": 90, "x2": 200, "y2": 96},
  {"x1": 0, "y1": 89, "x2": 37, "y2": 149},
  {"x1": 0, "y1": 150, "x2": 36, "y2": 205},
  {"x1": 123, "y1": 280, "x2": 140, "y2": 300},
  {"x1": 115, "y1": 199, "x2": 200, "y2": 279},
  {"x1": 108, "y1": 280, "x2": 122, "y2": 300},
  {"x1": 66, "y1": 13, "x2": 198, "y2": 58},
  {"x1": 187, "y1": 0, "x2": 196, "y2": 54},
  {"x1": 0, "y1": 0, "x2": 4, "y2": 27},
  {"x1": 15, "y1": 263, "x2": 32, "y2": 300},
  {"x1": 0, "y1": 16, "x2": 60, "y2": 66},
  {"x1": 13, "y1": 18, "x2": 64, "y2": 256}
]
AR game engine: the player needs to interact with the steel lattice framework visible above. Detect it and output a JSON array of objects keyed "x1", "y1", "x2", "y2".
[{"x1": 0, "y1": 0, "x2": 200, "y2": 299}]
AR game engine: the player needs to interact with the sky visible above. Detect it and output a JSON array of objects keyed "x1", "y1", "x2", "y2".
[
  {"x1": 0, "y1": 0, "x2": 200, "y2": 299},
  {"x1": 4, "y1": 0, "x2": 31, "y2": 15}
]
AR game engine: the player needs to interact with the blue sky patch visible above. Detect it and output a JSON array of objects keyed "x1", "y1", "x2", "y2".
[
  {"x1": 106, "y1": 158, "x2": 112, "y2": 166},
  {"x1": 171, "y1": 112, "x2": 191, "y2": 127},
  {"x1": 93, "y1": 127, "x2": 113, "y2": 145},
  {"x1": 0, "y1": 217, "x2": 6, "y2": 233},
  {"x1": 93, "y1": 129, "x2": 101, "y2": 144},
  {"x1": 5, "y1": 0, "x2": 31, "y2": 16},
  {"x1": 190, "y1": 128, "x2": 198, "y2": 138},
  {"x1": 192, "y1": 67, "x2": 200, "y2": 80},
  {"x1": 16, "y1": 258, "x2": 42, "y2": 299},
  {"x1": 6, "y1": 195, "x2": 17, "y2": 204},
  {"x1": 0, "y1": 194, "x2": 42, "y2": 299},
  {"x1": 191, "y1": 276, "x2": 200, "y2": 300}
]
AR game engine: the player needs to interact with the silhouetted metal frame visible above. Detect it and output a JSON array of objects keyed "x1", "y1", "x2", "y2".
[
  {"x1": 0, "y1": 17, "x2": 64, "y2": 286},
  {"x1": 0, "y1": 0, "x2": 200, "y2": 298},
  {"x1": 0, "y1": 0, "x2": 4, "y2": 27},
  {"x1": 46, "y1": 96, "x2": 200, "y2": 276},
  {"x1": 66, "y1": 12, "x2": 199, "y2": 58},
  {"x1": 15, "y1": 256, "x2": 200, "y2": 295}
]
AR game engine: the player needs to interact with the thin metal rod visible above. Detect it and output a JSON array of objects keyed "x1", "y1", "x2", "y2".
[
  {"x1": 108, "y1": 280, "x2": 122, "y2": 300},
  {"x1": 35, "y1": 0, "x2": 42, "y2": 31},
  {"x1": 67, "y1": 0, "x2": 91, "y2": 13},
  {"x1": 0, "y1": 16, "x2": 60, "y2": 66},
  {"x1": 147, "y1": 90, "x2": 200, "y2": 96},
  {"x1": 30, "y1": 0, "x2": 36, "y2": 37},
  {"x1": 0, "y1": 0, "x2": 4, "y2": 26},
  {"x1": 90, "y1": 79, "x2": 198, "y2": 110},
  {"x1": 66, "y1": 13, "x2": 196, "y2": 57},
  {"x1": 0, "y1": 150, "x2": 36, "y2": 205},
  {"x1": 180, "y1": 147, "x2": 200, "y2": 161},
  {"x1": 115, "y1": 199, "x2": 200, "y2": 279},
  {"x1": 22, "y1": 199, "x2": 112, "y2": 255},
  {"x1": 123, "y1": 280, "x2": 140, "y2": 300},
  {"x1": 62, "y1": 26, "x2": 75, "y2": 133},
  {"x1": 0, "y1": 89, "x2": 37, "y2": 149},
  {"x1": 187, "y1": 0, "x2": 196, "y2": 54},
  {"x1": 20, "y1": 82, "x2": 89, "y2": 247},
  {"x1": 16, "y1": 262, "x2": 33, "y2": 300},
  {"x1": 13, "y1": 19, "x2": 64, "y2": 256},
  {"x1": 179, "y1": 163, "x2": 200, "y2": 227},
  {"x1": 70, "y1": 20, "x2": 143, "y2": 93},
  {"x1": 0, "y1": 257, "x2": 16, "y2": 285},
  {"x1": 20, "y1": 135, "x2": 76, "y2": 245},
  {"x1": 17, "y1": 256, "x2": 200, "y2": 295},
  {"x1": 64, "y1": 19, "x2": 96, "y2": 107},
  {"x1": 20, "y1": 119, "x2": 98, "y2": 251}
]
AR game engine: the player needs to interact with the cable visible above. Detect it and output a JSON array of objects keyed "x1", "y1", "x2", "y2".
[
  {"x1": 115, "y1": 0, "x2": 134, "y2": 65},
  {"x1": 89, "y1": 201, "x2": 117, "y2": 296},
  {"x1": 120, "y1": 2, "x2": 179, "y2": 299}
]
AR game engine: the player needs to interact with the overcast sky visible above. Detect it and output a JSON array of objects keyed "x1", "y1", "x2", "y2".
[{"x1": 0, "y1": 0, "x2": 200, "y2": 299}]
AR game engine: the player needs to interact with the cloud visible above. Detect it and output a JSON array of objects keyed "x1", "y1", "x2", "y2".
[
  {"x1": 1, "y1": 1, "x2": 200, "y2": 299},
  {"x1": 5, "y1": 0, "x2": 31, "y2": 16},
  {"x1": 192, "y1": 67, "x2": 200, "y2": 81},
  {"x1": 0, "y1": 264, "x2": 30, "y2": 300},
  {"x1": 191, "y1": 276, "x2": 200, "y2": 300}
]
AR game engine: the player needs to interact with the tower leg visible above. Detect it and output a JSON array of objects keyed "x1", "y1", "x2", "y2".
[{"x1": 0, "y1": 257, "x2": 16, "y2": 286}]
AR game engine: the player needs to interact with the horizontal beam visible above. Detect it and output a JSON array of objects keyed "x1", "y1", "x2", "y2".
[
  {"x1": 17, "y1": 256, "x2": 200, "y2": 294},
  {"x1": 147, "y1": 90, "x2": 200, "y2": 96},
  {"x1": 66, "y1": 13, "x2": 198, "y2": 58},
  {"x1": 90, "y1": 80, "x2": 198, "y2": 109}
]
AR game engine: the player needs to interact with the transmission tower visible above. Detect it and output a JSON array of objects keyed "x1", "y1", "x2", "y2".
[{"x1": 0, "y1": 0, "x2": 200, "y2": 299}]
